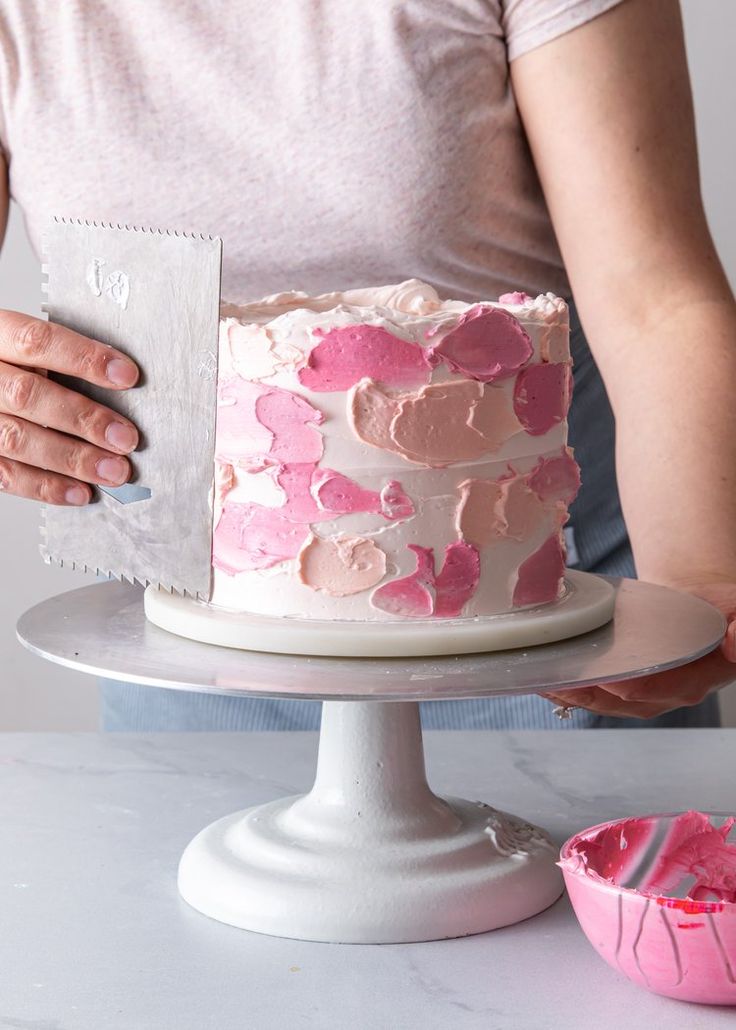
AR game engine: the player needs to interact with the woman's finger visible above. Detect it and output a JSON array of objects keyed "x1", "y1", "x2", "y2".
[
  {"x1": 542, "y1": 685, "x2": 686, "y2": 720},
  {"x1": 0, "y1": 455, "x2": 91, "y2": 506},
  {"x1": 0, "y1": 414, "x2": 131, "y2": 487},
  {"x1": 0, "y1": 310, "x2": 138, "y2": 388},
  {"x1": 0, "y1": 361, "x2": 139, "y2": 453}
]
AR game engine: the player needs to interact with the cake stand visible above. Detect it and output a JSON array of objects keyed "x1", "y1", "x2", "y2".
[{"x1": 16, "y1": 576, "x2": 724, "y2": 945}]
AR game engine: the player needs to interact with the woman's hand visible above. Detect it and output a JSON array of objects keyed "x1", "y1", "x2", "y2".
[
  {"x1": 0, "y1": 309, "x2": 139, "y2": 506},
  {"x1": 542, "y1": 583, "x2": 736, "y2": 720}
]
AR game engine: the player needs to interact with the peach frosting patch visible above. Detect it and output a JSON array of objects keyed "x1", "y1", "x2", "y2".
[
  {"x1": 349, "y1": 378, "x2": 524, "y2": 467},
  {"x1": 297, "y1": 534, "x2": 387, "y2": 597}
]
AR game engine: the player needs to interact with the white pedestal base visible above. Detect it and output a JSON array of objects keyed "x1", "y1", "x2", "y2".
[{"x1": 178, "y1": 702, "x2": 563, "y2": 943}]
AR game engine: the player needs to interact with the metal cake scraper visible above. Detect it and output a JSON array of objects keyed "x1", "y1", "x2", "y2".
[{"x1": 40, "y1": 218, "x2": 222, "y2": 599}]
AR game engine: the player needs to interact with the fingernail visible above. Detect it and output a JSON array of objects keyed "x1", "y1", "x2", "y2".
[
  {"x1": 65, "y1": 486, "x2": 89, "y2": 505},
  {"x1": 96, "y1": 456, "x2": 129, "y2": 484},
  {"x1": 106, "y1": 357, "x2": 138, "y2": 387},
  {"x1": 105, "y1": 421, "x2": 138, "y2": 452}
]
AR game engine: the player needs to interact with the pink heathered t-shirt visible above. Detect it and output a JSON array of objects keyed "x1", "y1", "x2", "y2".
[{"x1": 0, "y1": 0, "x2": 622, "y2": 304}]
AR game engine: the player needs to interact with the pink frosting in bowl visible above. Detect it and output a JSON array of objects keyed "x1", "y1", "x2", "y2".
[{"x1": 559, "y1": 811, "x2": 736, "y2": 1005}]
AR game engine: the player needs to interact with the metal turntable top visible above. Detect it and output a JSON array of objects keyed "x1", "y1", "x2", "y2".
[{"x1": 16, "y1": 578, "x2": 725, "y2": 701}]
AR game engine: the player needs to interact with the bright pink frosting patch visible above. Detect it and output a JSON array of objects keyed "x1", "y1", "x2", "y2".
[
  {"x1": 371, "y1": 542, "x2": 480, "y2": 618},
  {"x1": 434, "y1": 542, "x2": 480, "y2": 617},
  {"x1": 297, "y1": 534, "x2": 387, "y2": 597},
  {"x1": 371, "y1": 545, "x2": 435, "y2": 618},
  {"x1": 298, "y1": 324, "x2": 432, "y2": 392},
  {"x1": 528, "y1": 447, "x2": 581, "y2": 505},
  {"x1": 213, "y1": 503, "x2": 311, "y2": 573},
  {"x1": 312, "y1": 469, "x2": 383, "y2": 517},
  {"x1": 498, "y1": 291, "x2": 532, "y2": 305},
  {"x1": 513, "y1": 363, "x2": 571, "y2": 436},
  {"x1": 255, "y1": 389, "x2": 324, "y2": 463},
  {"x1": 512, "y1": 532, "x2": 566, "y2": 606},
  {"x1": 430, "y1": 305, "x2": 533, "y2": 383}
]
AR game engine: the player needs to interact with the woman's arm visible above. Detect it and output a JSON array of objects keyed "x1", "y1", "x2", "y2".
[
  {"x1": 0, "y1": 152, "x2": 140, "y2": 506},
  {"x1": 512, "y1": 0, "x2": 736, "y2": 589},
  {"x1": 511, "y1": 0, "x2": 736, "y2": 717}
]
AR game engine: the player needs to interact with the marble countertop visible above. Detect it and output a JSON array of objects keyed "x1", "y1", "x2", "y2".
[{"x1": 0, "y1": 729, "x2": 733, "y2": 1029}]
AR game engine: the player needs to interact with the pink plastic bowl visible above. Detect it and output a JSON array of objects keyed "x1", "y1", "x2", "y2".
[{"x1": 560, "y1": 812, "x2": 736, "y2": 1005}]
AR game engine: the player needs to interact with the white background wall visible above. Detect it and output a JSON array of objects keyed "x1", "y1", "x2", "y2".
[{"x1": 0, "y1": 0, "x2": 734, "y2": 729}]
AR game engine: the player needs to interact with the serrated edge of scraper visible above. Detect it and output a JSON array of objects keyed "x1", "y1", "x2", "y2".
[{"x1": 40, "y1": 217, "x2": 219, "y2": 600}]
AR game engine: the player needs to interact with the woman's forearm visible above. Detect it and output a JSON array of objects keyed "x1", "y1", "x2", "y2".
[{"x1": 595, "y1": 293, "x2": 736, "y2": 587}]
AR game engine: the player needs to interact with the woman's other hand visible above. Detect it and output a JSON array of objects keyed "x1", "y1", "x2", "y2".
[
  {"x1": 542, "y1": 583, "x2": 736, "y2": 719},
  {"x1": 0, "y1": 309, "x2": 139, "y2": 506}
]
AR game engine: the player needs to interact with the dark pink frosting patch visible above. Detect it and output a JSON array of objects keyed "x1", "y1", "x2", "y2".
[
  {"x1": 312, "y1": 469, "x2": 383, "y2": 517},
  {"x1": 371, "y1": 545, "x2": 435, "y2": 618},
  {"x1": 513, "y1": 363, "x2": 571, "y2": 436},
  {"x1": 528, "y1": 448, "x2": 581, "y2": 505},
  {"x1": 430, "y1": 305, "x2": 533, "y2": 383},
  {"x1": 434, "y1": 542, "x2": 480, "y2": 617},
  {"x1": 213, "y1": 503, "x2": 311, "y2": 573},
  {"x1": 298, "y1": 324, "x2": 432, "y2": 392},
  {"x1": 512, "y1": 533, "x2": 566, "y2": 607}
]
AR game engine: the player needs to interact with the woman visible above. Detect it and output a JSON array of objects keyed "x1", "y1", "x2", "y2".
[{"x1": 0, "y1": 0, "x2": 734, "y2": 729}]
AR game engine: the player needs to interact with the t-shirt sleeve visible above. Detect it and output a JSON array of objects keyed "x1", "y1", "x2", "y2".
[{"x1": 502, "y1": 0, "x2": 627, "y2": 61}]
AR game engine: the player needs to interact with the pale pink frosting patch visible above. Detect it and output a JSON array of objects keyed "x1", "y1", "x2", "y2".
[
  {"x1": 216, "y1": 380, "x2": 274, "y2": 460},
  {"x1": 350, "y1": 378, "x2": 524, "y2": 466},
  {"x1": 498, "y1": 476, "x2": 547, "y2": 541},
  {"x1": 389, "y1": 380, "x2": 486, "y2": 466},
  {"x1": 371, "y1": 545, "x2": 435, "y2": 617},
  {"x1": 468, "y1": 384, "x2": 524, "y2": 451},
  {"x1": 540, "y1": 323, "x2": 569, "y2": 364},
  {"x1": 213, "y1": 502, "x2": 310, "y2": 573},
  {"x1": 512, "y1": 533, "x2": 566, "y2": 607},
  {"x1": 513, "y1": 363, "x2": 571, "y2": 437},
  {"x1": 528, "y1": 448, "x2": 581, "y2": 505},
  {"x1": 298, "y1": 324, "x2": 432, "y2": 392},
  {"x1": 456, "y1": 479, "x2": 504, "y2": 548},
  {"x1": 456, "y1": 473, "x2": 546, "y2": 547},
  {"x1": 380, "y1": 480, "x2": 415, "y2": 519},
  {"x1": 348, "y1": 379, "x2": 400, "y2": 451},
  {"x1": 214, "y1": 460, "x2": 236, "y2": 517},
  {"x1": 434, "y1": 542, "x2": 480, "y2": 617},
  {"x1": 498, "y1": 291, "x2": 533, "y2": 305},
  {"x1": 429, "y1": 305, "x2": 533, "y2": 382},
  {"x1": 297, "y1": 534, "x2": 387, "y2": 597},
  {"x1": 224, "y1": 321, "x2": 305, "y2": 380},
  {"x1": 312, "y1": 468, "x2": 383, "y2": 517},
  {"x1": 255, "y1": 389, "x2": 324, "y2": 463}
]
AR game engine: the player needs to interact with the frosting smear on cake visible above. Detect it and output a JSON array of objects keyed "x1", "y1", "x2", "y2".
[{"x1": 211, "y1": 280, "x2": 579, "y2": 620}]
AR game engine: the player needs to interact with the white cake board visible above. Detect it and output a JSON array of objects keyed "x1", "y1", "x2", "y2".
[
  {"x1": 144, "y1": 569, "x2": 616, "y2": 657},
  {"x1": 16, "y1": 577, "x2": 726, "y2": 944}
]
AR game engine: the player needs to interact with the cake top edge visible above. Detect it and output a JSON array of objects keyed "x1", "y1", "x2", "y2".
[{"x1": 220, "y1": 279, "x2": 569, "y2": 326}]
